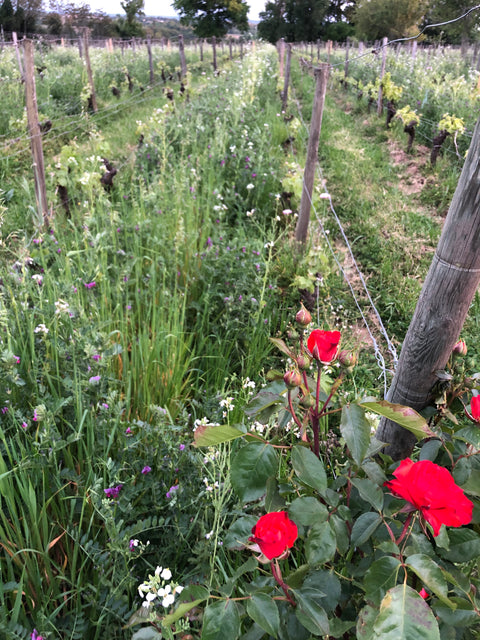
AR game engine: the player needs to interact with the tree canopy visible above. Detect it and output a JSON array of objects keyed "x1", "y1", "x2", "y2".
[
  {"x1": 353, "y1": 0, "x2": 428, "y2": 41},
  {"x1": 172, "y1": 0, "x2": 249, "y2": 37}
]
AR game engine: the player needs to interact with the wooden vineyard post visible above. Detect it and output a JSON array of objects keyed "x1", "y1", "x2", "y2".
[
  {"x1": 377, "y1": 36, "x2": 388, "y2": 117},
  {"x1": 199, "y1": 38, "x2": 203, "y2": 61},
  {"x1": 377, "y1": 115, "x2": 480, "y2": 460},
  {"x1": 12, "y1": 32, "x2": 24, "y2": 80},
  {"x1": 295, "y1": 63, "x2": 329, "y2": 245},
  {"x1": 83, "y1": 28, "x2": 97, "y2": 113},
  {"x1": 278, "y1": 38, "x2": 285, "y2": 81},
  {"x1": 178, "y1": 35, "x2": 187, "y2": 78},
  {"x1": 344, "y1": 37, "x2": 349, "y2": 79},
  {"x1": 282, "y1": 43, "x2": 292, "y2": 111},
  {"x1": 212, "y1": 35, "x2": 217, "y2": 72},
  {"x1": 229, "y1": 38, "x2": 233, "y2": 61},
  {"x1": 147, "y1": 37, "x2": 154, "y2": 84},
  {"x1": 23, "y1": 39, "x2": 49, "y2": 226}
]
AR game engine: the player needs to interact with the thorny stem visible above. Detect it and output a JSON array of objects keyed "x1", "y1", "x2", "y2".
[
  {"x1": 270, "y1": 560, "x2": 296, "y2": 607},
  {"x1": 287, "y1": 389, "x2": 305, "y2": 432},
  {"x1": 395, "y1": 512, "x2": 413, "y2": 546}
]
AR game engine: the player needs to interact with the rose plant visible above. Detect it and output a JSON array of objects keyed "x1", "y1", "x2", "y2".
[{"x1": 138, "y1": 309, "x2": 479, "y2": 639}]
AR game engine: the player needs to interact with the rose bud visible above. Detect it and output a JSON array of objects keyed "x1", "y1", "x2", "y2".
[
  {"x1": 295, "y1": 304, "x2": 312, "y2": 328},
  {"x1": 419, "y1": 588, "x2": 429, "y2": 600},
  {"x1": 452, "y1": 340, "x2": 467, "y2": 358},
  {"x1": 470, "y1": 395, "x2": 480, "y2": 422},
  {"x1": 338, "y1": 350, "x2": 357, "y2": 371},
  {"x1": 296, "y1": 354, "x2": 311, "y2": 370},
  {"x1": 249, "y1": 511, "x2": 298, "y2": 560},
  {"x1": 284, "y1": 370, "x2": 302, "y2": 389}
]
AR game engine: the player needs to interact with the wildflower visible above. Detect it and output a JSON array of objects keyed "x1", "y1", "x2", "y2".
[
  {"x1": 246, "y1": 183, "x2": 254, "y2": 190},
  {"x1": 84, "y1": 281, "x2": 96, "y2": 289},
  {"x1": 166, "y1": 484, "x2": 179, "y2": 499},
  {"x1": 384, "y1": 458, "x2": 473, "y2": 536},
  {"x1": 21, "y1": 422, "x2": 28, "y2": 429},
  {"x1": 31, "y1": 274, "x2": 43, "y2": 285},
  {"x1": 55, "y1": 299, "x2": 70, "y2": 314},
  {"x1": 205, "y1": 530, "x2": 214, "y2": 539},
  {"x1": 307, "y1": 329, "x2": 341, "y2": 364},
  {"x1": 104, "y1": 484, "x2": 123, "y2": 499},
  {"x1": 125, "y1": 426, "x2": 133, "y2": 435},
  {"x1": 249, "y1": 511, "x2": 298, "y2": 560},
  {"x1": 141, "y1": 465, "x2": 152, "y2": 474},
  {"x1": 31, "y1": 630, "x2": 44, "y2": 640},
  {"x1": 179, "y1": 443, "x2": 185, "y2": 451},
  {"x1": 34, "y1": 324, "x2": 49, "y2": 334},
  {"x1": 92, "y1": 354, "x2": 101, "y2": 361},
  {"x1": 129, "y1": 539, "x2": 139, "y2": 551},
  {"x1": 89, "y1": 375, "x2": 101, "y2": 384}
]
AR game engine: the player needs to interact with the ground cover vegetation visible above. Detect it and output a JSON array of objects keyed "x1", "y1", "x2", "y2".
[{"x1": 0, "y1": 37, "x2": 479, "y2": 638}]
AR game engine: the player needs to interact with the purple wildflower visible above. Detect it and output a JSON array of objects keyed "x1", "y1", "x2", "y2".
[
  {"x1": 104, "y1": 485, "x2": 122, "y2": 499},
  {"x1": 92, "y1": 354, "x2": 101, "y2": 361},
  {"x1": 141, "y1": 466, "x2": 152, "y2": 474},
  {"x1": 179, "y1": 444, "x2": 185, "y2": 451},
  {"x1": 84, "y1": 282, "x2": 96, "y2": 289},
  {"x1": 31, "y1": 630, "x2": 44, "y2": 640},
  {"x1": 166, "y1": 484, "x2": 179, "y2": 499},
  {"x1": 89, "y1": 375, "x2": 101, "y2": 384}
]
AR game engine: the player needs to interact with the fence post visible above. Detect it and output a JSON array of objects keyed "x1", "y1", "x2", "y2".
[
  {"x1": 212, "y1": 35, "x2": 217, "y2": 71},
  {"x1": 344, "y1": 37, "x2": 350, "y2": 79},
  {"x1": 23, "y1": 39, "x2": 49, "y2": 226},
  {"x1": 295, "y1": 63, "x2": 329, "y2": 245},
  {"x1": 278, "y1": 38, "x2": 285, "y2": 81},
  {"x1": 178, "y1": 34, "x2": 187, "y2": 78},
  {"x1": 147, "y1": 36, "x2": 154, "y2": 84},
  {"x1": 83, "y1": 28, "x2": 97, "y2": 112},
  {"x1": 282, "y1": 42, "x2": 292, "y2": 111},
  {"x1": 377, "y1": 36, "x2": 388, "y2": 117},
  {"x1": 376, "y1": 115, "x2": 480, "y2": 459},
  {"x1": 12, "y1": 32, "x2": 24, "y2": 79}
]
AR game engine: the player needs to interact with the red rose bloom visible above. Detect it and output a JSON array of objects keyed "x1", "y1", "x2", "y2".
[
  {"x1": 249, "y1": 511, "x2": 298, "y2": 560},
  {"x1": 307, "y1": 329, "x2": 341, "y2": 363},
  {"x1": 384, "y1": 458, "x2": 473, "y2": 537},
  {"x1": 471, "y1": 395, "x2": 480, "y2": 422}
]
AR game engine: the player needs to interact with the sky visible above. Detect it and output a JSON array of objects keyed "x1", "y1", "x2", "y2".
[{"x1": 83, "y1": 0, "x2": 267, "y2": 21}]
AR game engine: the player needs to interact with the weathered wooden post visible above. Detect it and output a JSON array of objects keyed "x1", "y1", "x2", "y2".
[
  {"x1": 178, "y1": 34, "x2": 187, "y2": 78},
  {"x1": 12, "y1": 32, "x2": 24, "y2": 79},
  {"x1": 23, "y1": 39, "x2": 49, "y2": 226},
  {"x1": 344, "y1": 37, "x2": 350, "y2": 79},
  {"x1": 212, "y1": 35, "x2": 217, "y2": 71},
  {"x1": 147, "y1": 36, "x2": 154, "y2": 84},
  {"x1": 295, "y1": 64, "x2": 329, "y2": 244},
  {"x1": 278, "y1": 38, "x2": 285, "y2": 81},
  {"x1": 377, "y1": 36, "x2": 388, "y2": 117},
  {"x1": 377, "y1": 115, "x2": 480, "y2": 459},
  {"x1": 281, "y1": 42, "x2": 292, "y2": 111},
  {"x1": 83, "y1": 28, "x2": 97, "y2": 112}
]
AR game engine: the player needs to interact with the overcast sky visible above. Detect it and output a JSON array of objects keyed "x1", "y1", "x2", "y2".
[{"x1": 83, "y1": 0, "x2": 266, "y2": 21}]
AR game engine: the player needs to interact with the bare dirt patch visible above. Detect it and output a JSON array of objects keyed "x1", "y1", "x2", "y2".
[{"x1": 388, "y1": 139, "x2": 430, "y2": 196}]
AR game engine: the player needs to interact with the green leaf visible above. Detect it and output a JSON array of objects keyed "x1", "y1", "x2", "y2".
[
  {"x1": 350, "y1": 512, "x2": 382, "y2": 547},
  {"x1": 293, "y1": 589, "x2": 330, "y2": 635},
  {"x1": 305, "y1": 520, "x2": 336, "y2": 565},
  {"x1": 288, "y1": 496, "x2": 328, "y2": 527},
  {"x1": 453, "y1": 426, "x2": 480, "y2": 448},
  {"x1": 131, "y1": 628, "x2": 162, "y2": 640},
  {"x1": 231, "y1": 442, "x2": 278, "y2": 503},
  {"x1": 194, "y1": 424, "x2": 245, "y2": 447},
  {"x1": 372, "y1": 584, "x2": 440, "y2": 639},
  {"x1": 330, "y1": 514, "x2": 349, "y2": 554},
  {"x1": 406, "y1": 554, "x2": 455, "y2": 608},
  {"x1": 202, "y1": 600, "x2": 241, "y2": 640},
  {"x1": 434, "y1": 597, "x2": 479, "y2": 627},
  {"x1": 327, "y1": 618, "x2": 356, "y2": 638},
  {"x1": 360, "y1": 400, "x2": 436, "y2": 440},
  {"x1": 269, "y1": 337, "x2": 296, "y2": 359},
  {"x1": 340, "y1": 404, "x2": 371, "y2": 465},
  {"x1": 265, "y1": 477, "x2": 286, "y2": 512},
  {"x1": 291, "y1": 445, "x2": 327, "y2": 493},
  {"x1": 246, "y1": 593, "x2": 280, "y2": 638},
  {"x1": 302, "y1": 570, "x2": 341, "y2": 614},
  {"x1": 456, "y1": 469, "x2": 480, "y2": 497},
  {"x1": 364, "y1": 556, "x2": 402, "y2": 606},
  {"x1": 438, "y1": 528, "x2": 480, "y2": 563},
  {"x1": 244, "y1": 381, "x2": 286, "y2": 420},
  {"x1": 224, "y1": 516, "x2": 258, "y2": 550},
  {"x1": 357, "y1": 604, "x2": 378, "y2": 639},
  {"x1": 162, "y1": 597, "x2": 208, "y2": 627},
  {"x1": 285, "y1": 564, "x2": 310, "y2": 589},
  {"x1": 350, "y1": 476, "x2": 384, "y2": 512}
]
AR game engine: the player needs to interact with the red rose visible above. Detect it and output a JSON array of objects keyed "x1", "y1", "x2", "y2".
[
  {"x1": 471, "y1": 395, "x2": 480, "y2": 422},
  {"x1": 249, "y1": 511, "x2": 298, "y2": 560},
  {"x1": 384, "y1": 458, "x2": 473, "y2": 537},
  {"x1": 307, "y1": 329, "x2": 341, "y2": 363}
]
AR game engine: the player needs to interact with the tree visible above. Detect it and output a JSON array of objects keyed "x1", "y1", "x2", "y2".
[
  {"x1": 115, "y1": 0, "x2": 145, "y2": 37},
  {"x1": 0, "y1": 0, "x2": 15, "y2": 31},
  {"x1": 258, "y1": 0, "x2": 287, "y2": 43},
  {"x1": 172, "y1": 0, "x2": 249, "y2": 38},
  {"x1": 354, "y1": 0, "x2": 428, "y2": 40},
  {"x1": 424, "y1": 1, "x2": 480, "y2": 48}
]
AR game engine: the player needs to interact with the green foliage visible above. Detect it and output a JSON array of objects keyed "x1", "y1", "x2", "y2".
[
  {"x1": 173, "y1": 0, "x2": 249, "y2": 37},
  {"x1": 354, "y1": 0, "x2": 427, "y2": 40}
]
